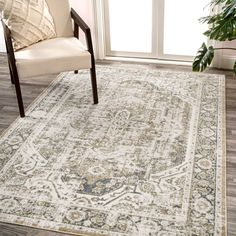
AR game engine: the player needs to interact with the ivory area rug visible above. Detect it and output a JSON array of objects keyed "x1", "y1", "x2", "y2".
[{"x1": 0, "y1": 66, "x2": 226, "y2": 236}]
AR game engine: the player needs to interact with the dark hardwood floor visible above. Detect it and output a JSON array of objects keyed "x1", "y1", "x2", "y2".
[{"x1": 0, "y1": 53, "x2": 235, "y2": 235}]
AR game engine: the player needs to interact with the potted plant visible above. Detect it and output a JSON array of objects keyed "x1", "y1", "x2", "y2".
[{"x1": 192, "y1": 0, "x2": 236, "y2": 74}]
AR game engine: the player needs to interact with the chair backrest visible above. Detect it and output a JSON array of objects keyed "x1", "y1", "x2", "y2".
[{"x1": 46, "y1": 0, "x2": 73, "y2": 37}]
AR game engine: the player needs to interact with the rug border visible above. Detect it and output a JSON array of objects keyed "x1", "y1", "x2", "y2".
[
  {"x1": 221, "y1": 75, "x2": 227, "y2": 236},
  {"x1": 0, "y1": 221, "x2": 104, "y2": 236}
]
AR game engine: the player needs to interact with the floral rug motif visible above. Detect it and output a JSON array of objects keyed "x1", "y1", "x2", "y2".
[{"x1": 0, "y1": 66, "x2": 226, "y2": 235}]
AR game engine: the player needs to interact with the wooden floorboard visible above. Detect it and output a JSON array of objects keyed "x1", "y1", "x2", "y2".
[{"x1": 0, "y1": 53, "x2": 235, "y2": 235}]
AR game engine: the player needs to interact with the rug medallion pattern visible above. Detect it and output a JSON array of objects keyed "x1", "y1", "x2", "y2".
[{"x1": 0, "y1": 66, "x2": 226, "y2": 235}]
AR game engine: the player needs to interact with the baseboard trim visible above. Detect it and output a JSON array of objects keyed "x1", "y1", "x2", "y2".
[{"x1": 102, "y1": 56, "x2": 193, "y2": 66}]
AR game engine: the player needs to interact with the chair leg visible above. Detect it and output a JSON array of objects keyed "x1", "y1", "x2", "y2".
[
  {"x1": 7, "y1": 53, "x2": 15, "y2": 84},
  {"x1": 12, "y1": 69, "x2": 25, "y2": 117},
  {"x1": 74, "y1": 70, "x2": 78, "y2": 74},
  {"x1": 9, "y1": 66, "x2": 15, "y2": 84},
  {"x1": 90, "y1": 66, "x2": 98, "y2": 104}
]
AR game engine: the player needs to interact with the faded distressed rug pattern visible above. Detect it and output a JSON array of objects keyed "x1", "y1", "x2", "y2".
[{"x1": 0, "y1": 66, "x2": 226, "y2": 235}]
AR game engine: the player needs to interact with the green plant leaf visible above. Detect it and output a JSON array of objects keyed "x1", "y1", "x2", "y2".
[
  {"x1": 204, "y1": 15, "x2": 236, "y2": 41},
  {"x1": 192, "y1": 43, "x2": 215, "y2": 72},
  {"x1": 223, "y1": 2, "x2": 236, "y2": 18},
  {"x1": 234, "y1": 61, "x2": 236, "y2": 75},
  {"x1": 210, "y1": 0, "x2": 236, "y2": 8},
  {"x1": 201, "y1": 0, "x2": 236, "y2": 41}
]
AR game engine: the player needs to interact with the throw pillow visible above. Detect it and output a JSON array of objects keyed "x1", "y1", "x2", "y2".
[{"x1": 0, "y1": 0, "x2": 56, "y2": 51}]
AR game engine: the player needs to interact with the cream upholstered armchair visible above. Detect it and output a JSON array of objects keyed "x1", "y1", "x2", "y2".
[{"x1": 1, "y1": 0, "x2": 98, "y2": 118}]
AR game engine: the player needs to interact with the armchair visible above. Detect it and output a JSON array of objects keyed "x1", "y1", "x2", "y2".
[{"x1": 1, "y1": 0, "x2": 98, "y2": 118}]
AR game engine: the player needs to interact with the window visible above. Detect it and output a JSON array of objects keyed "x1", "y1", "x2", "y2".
[{"x1": 101, "y1": 0, "x2": 209, "y2": 61}]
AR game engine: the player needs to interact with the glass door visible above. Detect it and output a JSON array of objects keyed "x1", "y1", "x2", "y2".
[
  {"x1": 160, "y1": 0, "x2": 209, "y2": 61},
  {"x1": 104, "y1": 0, "x2": 154, "y2": 58},
  {"x1": 103, "y1": 0, "x2": 209, "y2": 61}
]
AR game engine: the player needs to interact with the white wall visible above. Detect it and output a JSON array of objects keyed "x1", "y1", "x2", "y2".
[
  {"x1": 70, "y1": 0, "x2": 94, "y2": 27},
  {"x1": 0, "y1": 24, "x2": 6, "y2": 52}
]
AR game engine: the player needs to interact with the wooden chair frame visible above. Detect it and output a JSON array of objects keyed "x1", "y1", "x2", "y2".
[{"x1": 1, "y1": 8, "x2": 98, "y2": 118}]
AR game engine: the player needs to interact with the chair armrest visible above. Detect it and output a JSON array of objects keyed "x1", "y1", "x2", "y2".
[{"x1": 71, "y1": 8, "x2": 95, "y2": 65}]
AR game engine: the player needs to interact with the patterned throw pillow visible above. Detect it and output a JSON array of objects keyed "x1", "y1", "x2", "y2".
[{"x1": 0, "y1": 0, "x2": 56, "y2": 51}]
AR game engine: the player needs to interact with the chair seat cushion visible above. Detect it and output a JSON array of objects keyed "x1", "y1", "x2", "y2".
[
  {"x1": 15, "y1": 37, "x2": 92, "y2": 78},
  {"x1": 0, "y1": 0, "x2": 56, "y2": 51}
]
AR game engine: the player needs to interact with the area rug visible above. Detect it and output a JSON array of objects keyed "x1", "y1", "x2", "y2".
[{"x1": 0, "y1": 65, "x2": 226, "y2": 235}]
